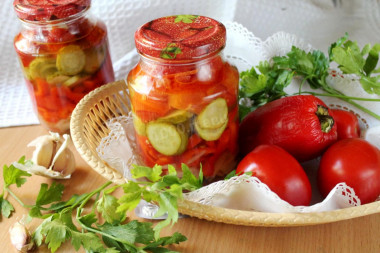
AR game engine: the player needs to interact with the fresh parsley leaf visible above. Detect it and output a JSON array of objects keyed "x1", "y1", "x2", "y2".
[
  {"x1": 332, "y1": 44, "x2": 364, "y2": 75},
  {"x1": 328, "y1": 33, "x2": 348, "y2": 60},
  {"x1": 160, "y1": 43, "x2": 182, "y2": 59},
  {"x1": 132, "y1": 164, "x2": 162, "y2": 182},
  {"x1": 101, "y1": 220, "x2": 155, "y2": 245},
  {"x1": 180, "y1": 163, "x2": 202, "y2": 190},
  {"x1": 97, "y1": 194, "x2": 125, "y2": 224},
  {"x1": 1, "y1": 197, "x2": 15, "y2": 218},
  {"x1": 71, "y1": 230, "x2": 106, "y2": 252},
  {"x1": 2, "y1": 158, "x2": 199, "y2": 252},
  {"x1": 3, "y1": 157, "x2": 31, "y2": 187},
  {"x1": 240, "y1": 34, "x2": 380, "y2": 120},
  {"x1": 238, "y1": 62, "x2": 292, "y2": 120},
  {"x1": 78, "y1": 212, "x2": 97, "y2": 227},
  {"x1": 174, "y1": 15, "x2": 198, "y2": 23},
  {"x1": 41, "y1": 218, "x2": 70, "y2": 253},
  {"x1": 330, "y1": 38, "x2": 380, "y2": 96},
  {"x1": 144, "y1": 232, "x2": 187, "y2": 250},
  {"x1": 36, "y1": 182, "x2": 64, "y2": 206},
  {"x1": 224, "y1": 170, "x2": 236, "y2": 180},
  {"x1": 363, "y1": 44, "x2": 380, "y2": 76},
  {"x1": 117, "y1": 182, "x2": 143, "y2": 213}
]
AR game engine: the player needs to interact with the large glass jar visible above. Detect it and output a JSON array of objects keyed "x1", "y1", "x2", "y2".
[
  {"x1": 127, "y1": 15, "x2": 239, "y2": 179},
  {"x1": 13, "y1": 0, "x2": 115, "y2": 133}
]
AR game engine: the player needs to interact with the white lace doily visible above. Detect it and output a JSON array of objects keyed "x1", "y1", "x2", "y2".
[{"x1": 95, "y1": 21, "x2": 380, "y2": 213}]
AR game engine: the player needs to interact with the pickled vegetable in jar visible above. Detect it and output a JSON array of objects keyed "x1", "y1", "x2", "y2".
[
  {"x1": 127, "y1": 15, "x2": 239, "y2": 179},
  {"x1": 13, "y1": 0, "x2": 115, "y2": 133}
]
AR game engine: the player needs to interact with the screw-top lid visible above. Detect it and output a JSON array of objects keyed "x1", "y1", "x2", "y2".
[
  {"x1": 13, "y1": 0, "x2": 91, "y2": 21},
  {"x1": 135, "y1": 15, "x2": 226, "y2": 61}
]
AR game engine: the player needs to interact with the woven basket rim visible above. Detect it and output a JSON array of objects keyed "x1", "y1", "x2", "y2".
[{"x1": 70, "y1": 80, "x2": 380, "y2": 226}]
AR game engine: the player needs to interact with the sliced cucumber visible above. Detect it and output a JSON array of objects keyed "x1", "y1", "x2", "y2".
[
  {"x1": 157, "y1": 110, "x2": 193, "y2": 124},
  {"x1": 57, "y1": 45, "x2": 86, "y2": 75},
  {"x1": 29, "y1": 58, "x2": 58, "y2": 80},
  {"x1": 175, "y1": 127, "x2": 188, "y2": 155},
  {"x1": 84, "y1": 46, "x2": 105, "y2": 74},
  {"x1": 132, "y1": 113, "x2": 146, "y2": 136},
  {"x1": 46, "y1": 73, "x2": 70, "y2": 85},
  {"x1": 195, "y1": 118, "x2": 228, "y2": 141},
  {"x1": 197, "y1": 98, "x2": 228, "y2": 129},
  {"x1": 146, "y1": 122, "x2": 182, "y2": 156},
  {"x1": 63, "y1": 75, "x2": 90, "y2": 87}
]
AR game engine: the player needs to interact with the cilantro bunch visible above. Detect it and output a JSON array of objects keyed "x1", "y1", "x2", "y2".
[
  {"x1": 1, "y1": 158, "x2": 203, "y2": 253},
  {"x1": 239, "y1": 34, "x2": 380, "y2": 120}
]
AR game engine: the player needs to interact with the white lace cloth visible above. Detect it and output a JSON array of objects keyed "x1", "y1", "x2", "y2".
[{"x1": 2, "y1": 0, "x2": 380, "y2": 127}]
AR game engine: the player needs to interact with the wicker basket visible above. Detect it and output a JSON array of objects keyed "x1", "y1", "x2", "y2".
[{"x1": 70, "y1": 80, "x2": 380, "y2": 226}]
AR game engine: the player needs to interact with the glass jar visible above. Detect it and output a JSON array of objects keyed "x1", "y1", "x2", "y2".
[
  {"x1": 127, "y1": 15, "x2": 239, "y2": 179},
  {"x1": 13, "y1": 0, "x2": 115, "y2": 133}
]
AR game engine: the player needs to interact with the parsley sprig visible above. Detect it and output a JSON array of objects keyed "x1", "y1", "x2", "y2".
[
  {"x1": 1, "y1": 158, "x2": 203, "y2": 252},
  {"x1": 239, "y1": 34, "x2": 380, "y2": 120}
]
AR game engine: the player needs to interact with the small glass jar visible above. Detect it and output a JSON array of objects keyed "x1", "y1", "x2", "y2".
[
  {"x1": 127, "y1": 15, "x2": 239, "y2": 179},
  {"x1": 13, "y1": 0, "x2": 115, "y2": 133}
]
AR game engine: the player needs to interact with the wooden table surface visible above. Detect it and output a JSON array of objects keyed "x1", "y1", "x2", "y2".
[{"x1": 0, "y1": 125, "x2": 379, "y2": 253}]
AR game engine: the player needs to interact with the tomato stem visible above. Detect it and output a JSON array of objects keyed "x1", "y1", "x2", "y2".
[{"x1": 315, "y1": 105, "x2": 335, "y2": 133}]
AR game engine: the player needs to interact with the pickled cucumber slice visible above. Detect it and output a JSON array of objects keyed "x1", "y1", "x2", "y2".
[
  {"x1": 84, "y1": 46, "x2": 106, "y2": 74},
  {"x1": 63, "y1": 75, "x2": 90, "y2": 87},
  {"x1": 46, "y1": 73, "x2": 70, "y2": 85},
  {"x1": 175, "y1": 127, "x2": 188, "y2": 155},
  {"x1": 195, "y1": 118, "x2": 228, "y2": 141},
  {"x1": 157, "y1": 110, "x2": 193, "y2": 124},
  {"x1": 29, "y1": 58, "x2": 58, "y2": 80},
  {"x1": 197, "y1": 98, "x2": 228, "y2": 129},
  {"x1": 132, "y1": 113, "x2": 146, "y2": 136},
  {"x1": 146, "y1": 122, "x2": 182, "y2": 156},
  {"x1": 57, "y1": 45, "x2": 86, "y2": 75}
]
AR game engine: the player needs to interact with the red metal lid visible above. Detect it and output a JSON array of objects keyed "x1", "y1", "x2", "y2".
[
  {"x1": 13, "y1": 0, "x2": 91, "y2": 21},
  {"x1": 135, "y1": 15, "x2": 226, "y2": 60}
]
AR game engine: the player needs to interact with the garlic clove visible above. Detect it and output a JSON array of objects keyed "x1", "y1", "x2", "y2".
[
  {"x1": 9, "y1": 221, "x2": 34, "y2": 252},
  {"x1": 28, "y1": 136, "x2": 54, "y2": 168},
  {"x1": 21, "y1": 132, "x2": 76, "y2": 179},
  {"x1": 53, "y1": 149, "x2": 76, "y2": 176}
]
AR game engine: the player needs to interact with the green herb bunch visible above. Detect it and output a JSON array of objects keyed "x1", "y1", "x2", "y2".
[
  {"x1": 239, "y1": 33, "x2": 380, "y2": 120},
  {"x1": 1, "y1": 158, "x2": 203, "y2": 253}
]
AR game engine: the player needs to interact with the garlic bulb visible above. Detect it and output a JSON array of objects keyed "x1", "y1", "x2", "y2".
[
  {"x1": 14, "y1": 132, "x2": 76, "y2": 179},
  {"x1": 9, "y1": 221, "x2": 34, "y2": 252}
]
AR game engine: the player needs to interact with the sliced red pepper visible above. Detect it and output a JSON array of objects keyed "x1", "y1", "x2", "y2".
[
  {"x1": 186, "y1": 134, "x2": 203, "y2": 150},
  {"x1": 168, "y1": 89, "x2": 207, "y2": 114},
  {"x1": 60, "y1": 86, "x2": 85, "y2": 104},
  {"x1": 34, "y1": 78, "x2": 50, "y2": 97},
  {"x1": 135, "y1": 135, "x2": 159, "y2": 167},
  {"x1": 221, "y1": 62, "x2": 239, "y2": 97},
  {"x1": 180, "y1": 146, "x2": 216, "y2": 167},
  {"x1": 201, "y1": 154, "x2": 218, "y2": 178},
  {"x1": 130, "y1": 89, "x2": 170, "y2": 119},
  {"x1": 215, "y1": 128, "x2": 230, "y2": 153}
]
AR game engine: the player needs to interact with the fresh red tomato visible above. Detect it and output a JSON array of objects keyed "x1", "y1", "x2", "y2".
[
  {"x1": 318, "y1": 138, "x2": 380, "y2": 204},
  {"x1": 236, "y1": 145, "x2": 312, "y2": 206},
  {"x1": 331, "y1": 109, "x2": 361, "y2": 140},
  {"x1": 239, "y1": 95, "x2": 338, "y2": 161}
]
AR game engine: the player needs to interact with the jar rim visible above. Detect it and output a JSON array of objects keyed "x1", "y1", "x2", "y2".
[
  {"x1": 13, "y1": 0, "x2": 91, "y2": 22},
  {"x1": 135, "y1": 15, "x2": 226, "y2": 61}
]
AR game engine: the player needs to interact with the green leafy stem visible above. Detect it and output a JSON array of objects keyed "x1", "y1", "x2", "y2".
[
  {"x1": 1, "y1": 158, "x2": 203, "y2": 253},
  {"x1": 239, "y1": 33, "x2": 380, "y2": 120}
]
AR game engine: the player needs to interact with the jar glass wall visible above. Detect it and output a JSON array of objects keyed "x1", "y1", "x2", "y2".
[
  {"x1": 13, "y1": 1, "x2": 115, "y2": 133},
  {"x1": 127, "y1": 15, "x2": 239, "y2": 179}
]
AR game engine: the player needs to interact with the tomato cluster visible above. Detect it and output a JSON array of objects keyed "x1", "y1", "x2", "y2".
[{"x1": 237, "y1": 95, "x2": 380, "y2": 206}]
